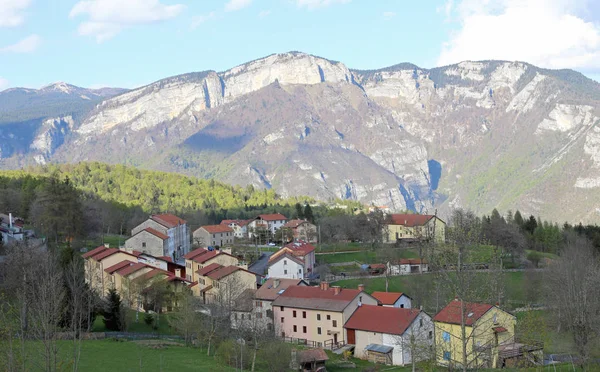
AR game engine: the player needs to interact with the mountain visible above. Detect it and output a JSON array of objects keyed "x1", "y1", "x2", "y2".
[{"x1": 1, "y1": 52, "x2": 600, "y2": 222}]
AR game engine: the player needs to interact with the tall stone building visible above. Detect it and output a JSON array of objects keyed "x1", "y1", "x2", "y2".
[{"x1": 127, "y1": 214, "x2": 190, "y2": 260}]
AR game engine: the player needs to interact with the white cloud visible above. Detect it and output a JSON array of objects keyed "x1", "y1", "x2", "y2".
[
  {"x1": 258, "y1": 10, "x2": 271, "y2": 18},
  {"x1": 0, "y1": 77, "x2": 9, "y2": 91},
  {"x1": 383, "y1": 11, "x2": 396, "y2": 20},
  {"x1": 0, "y1": 34, "x2": 41, "y2": 53},
  {"x1": 439, "y1": 0, "x2": 600, "y2": 74},
  {"x1": 225, "y1": 0, "x2": 252, "y2": 12},
  {"x1": 191, "y1": 12, "x2": 216, "y2": 30},
  {"x1": 69, "y1": 0, "x2": 185, "y2": 43},
  {"x1": 0, "y1": 0, "x2": 31, "y2": 27},
  {"x1": 296, "y1": 0, "x2": 350, "y2": 10}
]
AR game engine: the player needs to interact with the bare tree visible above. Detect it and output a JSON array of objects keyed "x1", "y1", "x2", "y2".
[
  {"x1": 168, "y1": 292, "x2": 201, "y2": 345},
  {"x1": 545, "y1": 233, "x2": 600, "y2": 365}
]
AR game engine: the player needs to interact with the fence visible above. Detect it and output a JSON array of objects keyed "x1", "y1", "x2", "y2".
[
  {"x1": 54, "y1": 331, "x2": 183, "y2": 341},
  {"x1": 279, "y1": 336, "x2": 345, "y2": 350}
]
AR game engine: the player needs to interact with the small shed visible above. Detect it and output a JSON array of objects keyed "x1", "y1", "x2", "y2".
[
  {"x1": 364, "y1": 344, "x2": 393, "y2": 365},
  {"x1": 297, "y1": 348, "x2": 329, "y2": 372}
]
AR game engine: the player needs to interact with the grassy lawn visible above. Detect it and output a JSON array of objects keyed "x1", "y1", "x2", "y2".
[
  {"x1": 330, "y1": 264, "x2": 360, "y2": 274},
  {"x1": 317, "y1": 248, "x2": 419, "y2": 265},
  {"x1": 92, "y1": 309, "x2": 176, "y2": 335},
  {"x1": 525, "y1": 250, "x2": 559, "y2": 260}
]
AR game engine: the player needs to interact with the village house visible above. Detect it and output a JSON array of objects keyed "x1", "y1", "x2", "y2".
[
  {"x1": 82, "y1": 245, "x2": 142, "y2": 296},
  {"x1": 247, "y1": 213, "x2": 288, "y2": 237},
  {"x1": 344, "y1": 305, "x2": 434, "y2": 366},
  {"x1": 267, "y1": 241, "x2": 316, "y2": 280},
  {"x1": 387, "y1": 258, "x2": 429, "y2": 275},
  {"x1": 190, "y1": 263, "x2": 258, "y2": 304},
  {"x1": 433, "y1": 299, "x2": 521, "y2": 369},
  {"x1": 282, "y1": 219, "x2": 318, "y2": 243},
  {"x1": 384, "y1": 214, "x2": 446, "y2": 244},
  {"x1": 183, "y1": 247, "x2": 242, "y2": 283},
  {"x1": 193, "y1": 225, "x2": 234, "y2": 247},
  {"x1": 129, "y1": 214, "x2": 190, "y2": 260},
  {"x1": 251, "y1": 278, "x2": 308, "y2": 332},
  {"x1": 220, "y1": 219, "x2": 250, "y2": 239},
  {"x1": 272, "y1": 283, "x2": 378, "y2": 347},
  {"x1": 230, "y1": 289, "x2": 258, "y2": 330},
  {"x1": 371, "y1": 292, "x2": 412, "y2": 308},
  {"x1": 0, "y1": 213, "x2": 25, "y2": 245}
]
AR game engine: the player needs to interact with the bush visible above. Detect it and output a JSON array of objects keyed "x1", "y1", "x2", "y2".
[
  {"x1": 144, "y1": 312, "x2": 156, "y2": 329},
  {"x1": 216, "y1": 339, "x2": 252, "y2": 370},
  {"x1": 527, "y1": 251, "x2": 543, "y2": 268},
  {"x1": 257, "y1": 341, "x2": 292, "y2": 372}
]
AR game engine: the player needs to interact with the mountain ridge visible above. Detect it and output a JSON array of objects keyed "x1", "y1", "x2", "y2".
[{"x1": 1, "y1": 51, "x2": 600, "y2": 222}]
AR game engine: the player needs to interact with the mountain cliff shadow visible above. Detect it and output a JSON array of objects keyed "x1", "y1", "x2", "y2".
[
  {"x1": 428, "y1": 159, "x2": 442, "y2": 191},
  {"x1": 183, "y1": 121, "x2": 252, "y2": 154}
]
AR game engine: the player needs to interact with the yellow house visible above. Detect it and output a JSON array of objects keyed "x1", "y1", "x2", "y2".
[
  {"x1": 191, "y1": 263, "x2": 258, "y2": 305},
  {"x1": 82, "y1": 245, "x2": 140, "y2": 296},
  {"x1": 183, "y1": 248, "x2": 241, "y2": 283},
  {"x1": 433, "y1": 299, "x2": 516, "y2": 369},
  {"x1": 385, "y1": 214, "x2": 446, "y2": 243}
]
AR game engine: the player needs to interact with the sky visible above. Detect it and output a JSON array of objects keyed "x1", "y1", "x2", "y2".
[{"x1": 0, "y1": 0, "x2": 599, "y2": 91}]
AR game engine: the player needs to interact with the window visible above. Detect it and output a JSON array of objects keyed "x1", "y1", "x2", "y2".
[
  {"x1": 142, "y1": 242, "x2": 146, "y2": 248},
  {"x1": 400, "y1": 304, "x2": 404, "y2": 308},
  {"x1": 281, "y1": 332, "x2": 285, "y2": 337},
  {"x1": 317, "y1": 327, "x2": 322, "y2": 335},
  {"x1": 293, "y1": 325, "x2": 297, "y2": 332},
  {"x1": 493, "y1": 313, "x2": 498, "y2": 324},
  {"x1": 281, "y1": 317, "x2": 284, "y2": 323},
  {"x1": 256, "y1": 301, "x2": 262, "y2": 307},
  {"x1": 428, "y1": 331, "x2": 432, "y2": 339},
  {"x1": 420, "y1": 319, "x2": 423, "y2": 328},
  {"x1": 332, "y1": 320, "x2": 337, "y2": 328},
  {"x1": 298, "y1": 268, "x2": 302, "y2": 274},
  {"x1": 280, "y1": 306, "x2": 284, "y2": 311},
  {"x1": 442, "y1": 331, "x2": 450, "y2": 342},
  {"x1": 234, "y1": 313, "x2": 238, "y2": 320},
  {"x1": 293, "y1": 311, "x2": 297, "y2": 318},
  {"x1": 284, "y1": 270, "x2": 287, "y2": 275},
  {"x1": 241, "y1": 314, "x2": 244, "y2": 320},
  {"x1": 359, "y1": 296, "x2": 362, "y2": 302},
  {"x1": 317, "y1": 314, "x2": 321, "y2": 321},
  {"x1": 327, "y1": 315, "x2": 331, "y2": 320},
  {"x1": 302, "y1": 311, "x2": 306, "y2": 319},
  {"x1": 248, "y1": 314, "x2": 252, "y2": 320},
  {"x1": 303, "y1": 326, "x2": 307, "y2": 334},
  {"x1": 284, "y1": 260, "x2": 287, "y2": 265},
  {"x1": 257, "y1": 313, "x2": 262, "y2": 319},
  {"x1": 443, "y1": 351, "x2": 451, "y2": 361}
]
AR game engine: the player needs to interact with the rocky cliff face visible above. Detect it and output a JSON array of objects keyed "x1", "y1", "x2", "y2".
[{"x1": 3, "y1": 52, "x2": 600, "y2": 222}]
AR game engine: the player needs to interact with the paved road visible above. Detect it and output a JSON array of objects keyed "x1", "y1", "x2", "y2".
[{"x1": 248, "y1": 251, "x2": 274, "y2": 278}]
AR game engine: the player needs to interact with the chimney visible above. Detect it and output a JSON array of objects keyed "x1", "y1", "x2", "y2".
[
  {"x1": 274, "y1": 279, "x2": 280, "y2": 288},
  {"x1": 320, "y1": 282, "x2": 330, "y2": 291},
  {"x1": 9, "y1": 213, "x2": 12, "y2": 229},
  {"x1": 175, "y1": 268, "x2": 181, "y2": 278},
  {"x1": 332, "y1": 286, "x2": 341, "y2": 295},
  {"x1": 358, "y1": 284, "x2": 365, "y2": 292},
  {"x1": 104, "y1": 243, "x2": 110, "y2": 248}
]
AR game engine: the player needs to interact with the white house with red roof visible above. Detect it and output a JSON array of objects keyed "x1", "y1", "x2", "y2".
[
  {"x1": 220, "y1": 219, "x2": 250, "y2": 238},
  {"x1": 248, "y1": 213, "x2": 288, "y2": 237},
  {"x1": 130, "y1": 214, "x2": 190, "y2": 260},
  {"x1": 371, "y1": 291, "x2": 412, "y2": 308},
  {"x1": 267, "y1": 241, "x2": 316, "y2": 280},
  {"x1": 193, "y1": 225, "x2": 234, "y2": 248},
  {"x1": 283, "y1": 219, "x2": 317, "y2": 243},
  {"x1": 385, "y1": 214, "x2": 446, "y2": 243},
  {"x1": 344, "y1": 305, "x2": 433, "y2": 366}
]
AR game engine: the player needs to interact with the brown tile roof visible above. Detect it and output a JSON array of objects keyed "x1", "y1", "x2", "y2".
[
  {"x1": 283, "y1": 219, "x2": 310, "y2": 228},
  {"x1": 398, "y1": 258, "x2": 427, "y2": 265},
  {"x1": 144, "y1": 227, "x2": 169, "y2": 240},
  {"x1": 284, "y1": 241, "x2": 316, "y2": 255},
  {"x1": 257, "y1": 213, "x2": 287, "y2": 221},
  {"x1": 141, "y1": 268, "x2": 170, "y2": 281},
  {"x1": 371, "y1": 291, "x2": 405, "y2": 305},
  {"x1": 387, "y1": 214, "x2": 435, "y2": 227},
  {"x1": 433, "y1": 300, "x2": 494, "y2": 326},
  {"x1": 221, "y1": 219, "x2": 250, "y2": 227},
  {"x1": 196, "y1": 263, "x2": 223, "y2": 276},
  {"x1": 184, "y1": 248, "x2": 208, "y2": 260},
  {"x1": 344, "y1": 305, "x2": 421, "y2": 335},
  {"x1": 272, "y1": 286, "x2": 362, "y2": 312},
  {"x1": 193, "y1": 250, "x2": 236, "y2": 264},
  {"x1": 197, "y1": 225, "x2": 234, "y2": 234},
  {"x1": 116, "y1": 262, "x2": 148, "y2": 277},
  {"x1": 254, "y1": 278, "x2": 307, "y2": 301},
  {"x1": 104, "y1": 260, "x2": 136, "y2": 274},
  {"x1": 206, "y1": 265, "x2": 240, "y2": 280},
  {"x1": 151, "y1": 214, "x2": 186, "y2": 228},
  {"x1": 90, "y1": 248, "x2": 120, "y2": 261},
  {"x1": 82, "y1": 246, "x2": 107, "y2": 258},
  {"x1": 297, "y1": 349, "x2": 329, "y2": 363}
]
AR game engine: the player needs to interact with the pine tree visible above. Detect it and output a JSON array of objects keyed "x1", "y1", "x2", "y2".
[
  {"x1": 295, "y1": 203, "x2": 304, "y2": 219},
  {"x1": 513, "y1": 210, "x2": 524, "y2": 228},
  {"x1": 103, "y1": 289, "x2": 124, "y2": 331},
  {"x1": 303, "y1": 204, "x2": 314, "y2": 223}
]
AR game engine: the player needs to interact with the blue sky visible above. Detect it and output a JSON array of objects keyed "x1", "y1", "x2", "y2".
[{"x1": 1, "y1": 0, "x2": 599, "y2": 90}]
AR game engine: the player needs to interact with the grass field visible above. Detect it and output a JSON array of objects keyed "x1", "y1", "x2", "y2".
[
  {"x1": 92, "y1": 309, "x2": 176, "y2": 335},
  {"x1": 317, "y1": 248, "x2": 419, "y2": 264}
]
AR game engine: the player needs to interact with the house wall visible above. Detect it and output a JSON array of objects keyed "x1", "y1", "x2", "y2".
[
  {"x1": 268, "y1": 258, "x2": 304, "y2": 279},
  {"x1": 85, "y1": 252, "x2": 135, "y2": 296},
  {"x1": 294, "y1": 223, "x2": 317, "y2": 243},
  {"x1": 304, "y1": 251, "x2": 316, "y2": 274},
  {"x1": 193, "y1": 229, "x2": 233, "y2": 248},
  {"x1": 169, "y1": 223, "x2": 190, "y2": 259},
  {"x1": 206, "y1": 270, "x2": 257, "y2": 304},
  {"x1": 125, "y1": 231, "x2": 167, "y2": 257},
  {"x1": 131, "y1": 220, "x2": 168, "y2": 237},
  {"x1": 434, "y1": 307, "x2": 515, "y2": 368},
  {"x1": 386, "y1": 217, "x2": 446, "y2": 244},
  {"x1": 354, "y1": 330, "x2": 384, "y2": 359},
  {"x1": 273, "y1": 306, "x2": 344, "y2": 345},
  {"x1": 389, "y1": 295, "x2": 412, "y2": 309},
  {"x1": 342, "y1": 294, "x2": 378, "y2": 321},
  {"x1": 138, "y1": 254, "x2": 169, "y2": 271},
  {"x1": 186, "y1": 252, "x2": 239, "y2": 282}
]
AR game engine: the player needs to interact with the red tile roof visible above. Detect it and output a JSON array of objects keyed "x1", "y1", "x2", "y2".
[
  {"x1": 268, "y1": 252, "x2": 304, "y2": 267},
  {"x1": 433, "y1": 300, "x2": 494, "y2": 326},
  {"x1": 254, "y1": 278, "x2": 307, "y2": 301},
  {"x1": 151, "y1": 214, "x2": 186, "y2": 228},
  {"x1": 371, "y1": 291, "x2": 405, "y2": 305},
  {"x1": 144, "y1": 227, "x2": 169, "y2": 240},
  {"x1": 82, "y1": 246, "x2": 107, "y2": 258},
  {"x1": 398, "y1": 258, "x2": 427, "y2": 265},
  {"x1": 272, "y1": 286, "x2": 362, "y2": 311},
  {"x1": 141, "y1": 268, "x2": 170, "y2": 281},
  {"x1": 221, "y1": 219, "x2": 250, "y2": 227},
  {"x1": 116, "y1": 262, "x2": 148, "y2": 277},
  {"x1": 283, "y1": 219, "x2": 311, "y2": 228},
  {"x1": 387, "y1": 214, "x2": 434, "y2": 227},
  {"x1": 183, "y1": 247, "x2": 208, "y2": 260},
  {"x1": 257, "y1": 213, "x2": 287, "y2": 221},
  {"x1": 158, "y1": 256, "x2": 173, "y2": 263},
  {"x1": 206, "y1": 265, "x2": 240, "y2": 280},
  {"x1": 284, "y1": 241, "x2": 316, "y2": 255},
  {"x1": 104, "y1": 260, "x2": 136, "y2": 274},
  {"x1": 197, "y1": 225, "x2": 234, "y2": 234},
  {"x1": 90, "y1": 248, "x2": 120, "y2": 261},
  {"x1": 493, "y1": 326, "x2": 508, "y2": 333},
  {"x1": 344, "y1": 305, "x2": 421, "y2": 335},
  {"x1": 196, "y1": 263, "x2": 223, "y2": 276},
  {"x1": 192, "y1": 250, "x2": 236, "y2": 264}
]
